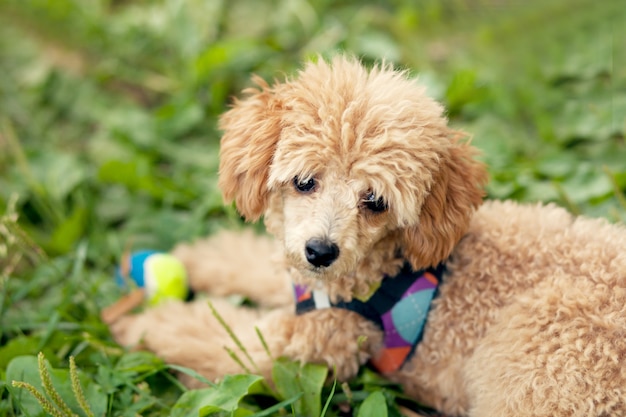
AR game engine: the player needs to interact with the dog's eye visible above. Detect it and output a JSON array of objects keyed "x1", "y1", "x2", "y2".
[
  {"x1": 363, "y1": 192, "x2": 388, "y2": 213},
  {"x1": 293, "y1": 176, "x2": 317, "y2": 193}
]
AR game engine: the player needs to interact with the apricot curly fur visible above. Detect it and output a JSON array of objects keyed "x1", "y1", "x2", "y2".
[{"x1": 110, "y1": 57, "x2": 626, "y2": 416}]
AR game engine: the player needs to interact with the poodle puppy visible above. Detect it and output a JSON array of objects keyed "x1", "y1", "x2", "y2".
[{"x1": 111, "y1": 56, "x2": 626, "y2": 417}]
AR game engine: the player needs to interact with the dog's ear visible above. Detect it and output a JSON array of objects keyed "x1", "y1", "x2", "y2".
[
  {"x1": 218, "y1": 77, "x2": 282, "y2": 221},
  {"x1": 403, "y1": 129, "x2": 487, "y2": 269}
]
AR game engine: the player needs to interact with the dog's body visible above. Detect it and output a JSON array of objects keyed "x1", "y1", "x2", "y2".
[{"x1": 111, "y1": 57, "x2": 626, "y2": 416}]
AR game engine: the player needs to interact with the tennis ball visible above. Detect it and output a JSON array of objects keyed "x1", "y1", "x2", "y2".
[
  {"x1": 117, "y1": 251, "x2": 188, "y2": 305},
  {"x1": 143, "y1": 253, "x2": 188, "y2": 305}
]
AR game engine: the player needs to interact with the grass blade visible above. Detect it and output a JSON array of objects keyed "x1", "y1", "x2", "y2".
[
  {"x1": 320, "y1": 377, "x2": 337, "y2": 417},
  {"x1": 166, "y1": 364, "x2": 216, "y2": 388},
  {"x1": 207, "y1": 301, "x2": 260, "y2": 374},
  {"x1": 247, "y1": 393, "x2": 303, "y2": 417},
  {"x1": 255, "y1": 326, "x2": 273, "y2": 360}
]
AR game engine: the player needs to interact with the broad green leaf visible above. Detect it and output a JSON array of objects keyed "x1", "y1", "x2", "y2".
[
  {"x1": 97, "y1": 158, "x2": 161, "y2": 197},
  {"x1": 156, "y1": 100, "x2": 204, "y2": 138},
  {"x1": 115, "y1": 351, "x2": 166, "y2": 375},
  {"x1": 198, "y1": 375, "x2": 263, "y2": 416},
  {"x1": 358, "y1": 368, "x2": 398, "y2": 387},
  {"x1": 536, "y1": 152, "x2": 578, "y2": 179},
  {"x1": 553, "y1": 98, "x2": 615, "y2": 143},
  {"x1": 357, "y1": 391, "x2": 388, "y2": 417},
  {"x1": 464, "y1": 116, "x2": 519, "y2": 171},
  {"x1": 171, "y1": 374, "x2": 262, "y2": 417},
  {"x1": 103, "y1": 106, "x2": 158, "y2": 148},
  {"x1": 5, "y1": 356, "x2": 45, "y2": 417},
  {"x1": 171, "y1": 388, "x2": 215, "y2": 417},
  {"x1": 352, "y1": 31, "x2": 400, "y2": 63},
  {"x1": 47, "y1": 205, "x2": 88, "y2": 254},
  {"x1": 521, "y1": 181, "x2": 560, "y2": 203},
  {"x1": 445, "y1": 69, "x2": 487, "y2": 115},
  {"x1": 194, "y1": 39, "x2": 269, "y2": 81},
  {"x1": 272, "y1": 358, "x2": 328, "y2": 417},
  {"x1": 0, "y1": 337, "x2": 45, "y2": 370},
  {"x1": 561, "y1": 166, "x2": 613, "y2": 204},
  {"x1": 29, "y1": 152, "x2": 88, "y2": 203}
]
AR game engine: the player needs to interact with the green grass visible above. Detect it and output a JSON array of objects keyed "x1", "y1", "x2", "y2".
[{"x1": 1, "y1": 0, "x2": 625, "y2": 415}]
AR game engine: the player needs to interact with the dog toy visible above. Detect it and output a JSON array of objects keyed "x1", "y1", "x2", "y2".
[{"x1": 101, "y1": 250, "x2": 188, "y2": 324}]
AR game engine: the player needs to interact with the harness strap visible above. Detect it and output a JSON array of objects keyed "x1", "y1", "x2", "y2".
[{"x1": 294, "y1": 262, "x2": 444, "y2": 373}]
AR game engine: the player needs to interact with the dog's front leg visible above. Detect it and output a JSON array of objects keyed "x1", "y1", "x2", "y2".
[
  {"x1": 110, "y1": 299, "x2": 294, "y2": 387},
  {"x1": 280, "y1": 308, "x2": 384, "y2": 381},
  {"x1": 110, "y1": 301, "x2": 381, "y2": 386}
]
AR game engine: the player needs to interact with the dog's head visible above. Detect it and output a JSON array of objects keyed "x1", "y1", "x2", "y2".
[{"x1": 218, "y1": 57, "x2": 487, "y2": 285}]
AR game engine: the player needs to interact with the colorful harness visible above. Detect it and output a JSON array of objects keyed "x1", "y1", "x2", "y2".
[{"x1": 294, "y1": 262, "x2": 445, "y2": 373}]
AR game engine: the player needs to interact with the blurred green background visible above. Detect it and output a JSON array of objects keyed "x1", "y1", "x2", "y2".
[{"x1": 0, "y1": 0, "x2": 625, "y2": 415}]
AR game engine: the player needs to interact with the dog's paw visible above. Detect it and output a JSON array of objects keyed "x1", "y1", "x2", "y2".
[
  {"x1": 109, "y1": 314, "x2": 148, "y2": 348},
  {"x1": 282, "y1": 308, "x2": 383, "y2": 381}
]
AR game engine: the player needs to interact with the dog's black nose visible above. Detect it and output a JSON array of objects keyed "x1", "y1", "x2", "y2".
[{"x1": 305, "y1": 239, "x2": 340, "y2": 268}]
